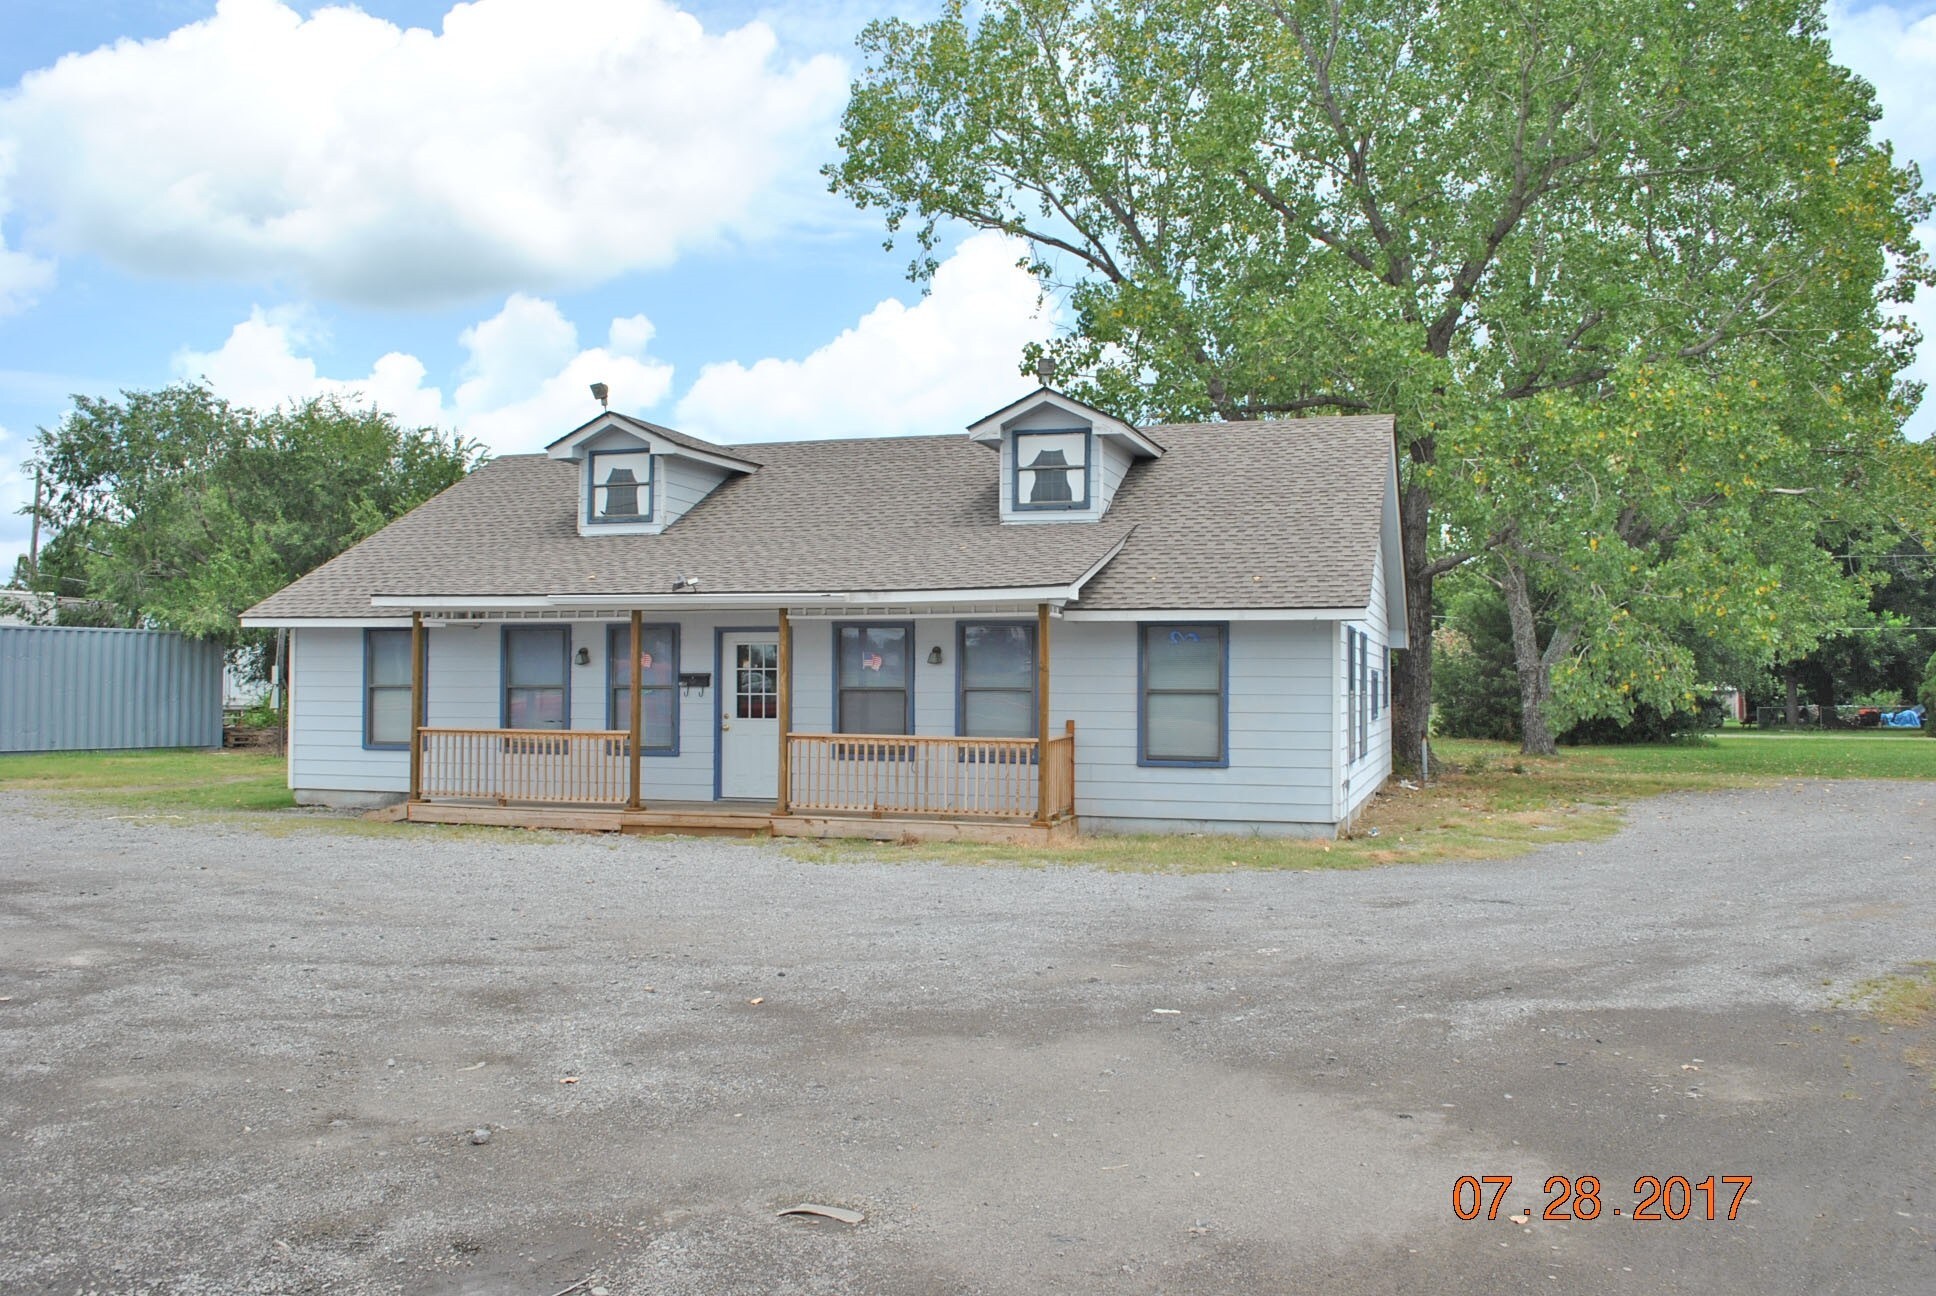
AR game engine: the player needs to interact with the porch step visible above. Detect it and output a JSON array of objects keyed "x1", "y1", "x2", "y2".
[
  {"x1": 771, "y1": 814, "x2": 1077, "y2": 846},
  {"x1": 405, "y1": 800, "x2": 1077, "y2": 845}
]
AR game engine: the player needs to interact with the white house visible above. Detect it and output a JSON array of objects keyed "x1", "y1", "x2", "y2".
[{"x1": 240, "y1": 385, "x2": 1406, "y2": 841}]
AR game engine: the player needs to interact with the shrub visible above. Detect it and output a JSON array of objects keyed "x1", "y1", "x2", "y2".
[
  {"x1": 1431, "y1": 588, "x2": 1523, "y2": 740},
  {"x1": 1561, "y1": 695, "x2": 1725, "y2": 745}
]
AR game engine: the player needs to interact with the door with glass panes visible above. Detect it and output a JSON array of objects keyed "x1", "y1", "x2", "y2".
[{"x1": 719, "y1": 632, "x2": 779, "y2": 799}]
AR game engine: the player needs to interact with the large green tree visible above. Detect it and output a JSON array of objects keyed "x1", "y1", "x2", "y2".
[
  {"x1": 24, "y1": 383, "x2": 478, "y2": 670},
  {"x1": 830, "y1": 0, "x2": 1931, "y2": 766}
]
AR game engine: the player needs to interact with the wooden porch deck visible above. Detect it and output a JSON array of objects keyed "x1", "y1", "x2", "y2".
[
  {"x1": 401, "y1": 798, "x2": 1078, "y2": 844},
  {"x1": 392, "y1": 604, "x2": 1078, "y2": 845}
]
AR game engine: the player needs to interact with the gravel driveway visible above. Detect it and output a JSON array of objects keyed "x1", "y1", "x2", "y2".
[{"x1": 2, "y1": 779, "x2": 1933, "y2": 1295}]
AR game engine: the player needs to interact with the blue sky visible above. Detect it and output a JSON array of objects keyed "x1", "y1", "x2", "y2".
[{"x1": 2, "y1": 0, "x2": 1933, "y2": 578}]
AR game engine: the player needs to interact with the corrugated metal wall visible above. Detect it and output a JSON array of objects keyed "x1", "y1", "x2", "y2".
[{"x1": 0, "y1": 626, "x2": 224, "y2": 752}]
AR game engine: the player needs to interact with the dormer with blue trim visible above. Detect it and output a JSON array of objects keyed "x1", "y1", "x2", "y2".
[
  {"x1": 545, "y1": 412, "x2": 759, "y2": 537},
  {"x1": 967, "y1": 388, "x2": 1164, "y2": 524}
]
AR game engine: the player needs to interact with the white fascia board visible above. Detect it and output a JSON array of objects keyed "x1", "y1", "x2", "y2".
[
  {"x1": 1380, "y1": 459, "x2": 1412, "y2": 648},
  {"x1": 966, "y1": 389, "x2": 1163, "y2": 458},
  {"x1": 368, "y1": 587, "x2": 1081, "y2": 613},
  {"x1": 368, "y1": 595, "x2": 555, "y2": 610},
  {"x1": 546, "y1": 414, "x2": 756, "y2": 474},
  {"x1": 555, "y1": 586, "x2": 1080, "y2": 608},
  {"x1": 239, "y1": 615, "x2": 414, "y2": 628},
  {"x1": 1061, "y1": 607, "x2": 1362, "y2": 622}
]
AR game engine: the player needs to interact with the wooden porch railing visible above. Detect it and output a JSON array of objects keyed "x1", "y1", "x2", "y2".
[
  {"x1": 418, "y1": 727, "x2": 630, "y2": 805},
  {"x1": 786, "y1": 722, "x2": 1076, "y2": 822}
]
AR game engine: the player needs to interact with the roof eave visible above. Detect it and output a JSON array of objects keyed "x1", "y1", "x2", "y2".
[{"x1": 965, "y1": 388, "x2": 1164, "y2": 458}]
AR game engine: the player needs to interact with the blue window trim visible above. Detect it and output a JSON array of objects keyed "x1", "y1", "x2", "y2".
[
  {"x1": 1136, "y1": 621, "x2": 1230, "y2": 769},
  {"x1": 500, "y1": 624, "x2": 572, "y2": 731},
  {"x1": 605, "y1": 622, "x2": 681, "y2": 756},
  {"x1": 712, "y1": 624, "x2": 779, "y2": 801},
  {"x1": 362, "y1": 627, "x2": 413, "y2": 751},
  {"x1": 585, "y1": 446, "x2": 653, "y2": 526},
  {"x1": 955, "y1": 618, "x2": 1038, "y2": 741},
  {"x1": 1010, "y1": 427, "x2": 1094, "y2": 512},
  {"x1": 832, "y1": 620, "x2": 916, "y2": 755}
]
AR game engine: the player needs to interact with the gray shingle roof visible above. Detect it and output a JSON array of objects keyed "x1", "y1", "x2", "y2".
[{"x1": 244, "y1": 415, "x2": 1393, "y2": 619}]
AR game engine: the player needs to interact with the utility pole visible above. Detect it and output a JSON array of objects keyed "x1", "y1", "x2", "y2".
[{"x1": 26, "y1": 467, "x2": 42, "y2": 582}]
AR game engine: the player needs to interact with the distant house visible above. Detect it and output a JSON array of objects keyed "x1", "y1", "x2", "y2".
[{"x1": 240, "y1": 384, "x2": 1406, "y2": 840}]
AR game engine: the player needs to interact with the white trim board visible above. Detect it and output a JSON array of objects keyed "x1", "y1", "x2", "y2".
[{"x1": 1060, "y1": 607, "x2": 1362, "y2": 622}]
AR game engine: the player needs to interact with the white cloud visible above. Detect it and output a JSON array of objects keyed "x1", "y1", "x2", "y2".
[
  {"x1": 0, "y1": 238, "x2": 52, "y2": 317},
  {"x1": 0, "y1": 423, "x2": 34, "y2": 581},
  {"x1": 0, "y1": 145, "x2": 55, "y2": 316},
  {"x1": 174, "y1": 296, "x2": 674, "y2": 453},
  {"x1": 0, "y1": 0, "x2": 846, "y2": 306},
  {"x1": 675, "y1": 233, "x2": 1061, "y2": 442},
  {"x1": 171, "y1": 234, "x2": 1059, "y2": 460},
  {"x1": 1828, "y1": 4, "x2": 1936, "y2": 438},
  {"x1": 1830, "y1": 2, "x2": 1936, "y2": 165}
]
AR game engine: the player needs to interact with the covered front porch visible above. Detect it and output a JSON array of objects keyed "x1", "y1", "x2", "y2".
[{"x1": 391, "y1": 604, "x2": 1078, "y2": 842}]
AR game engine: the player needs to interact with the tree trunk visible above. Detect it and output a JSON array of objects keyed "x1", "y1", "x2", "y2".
[
  {"x1": 1783, "y1": 671, "x2": 1800, "y2": 726},
  {"x1": 1390, "y1": 478, "x2": 1434, "y2": 775},
  {"x1": 1498, "y1": 549, "x2": 1576, "y2": 758}
]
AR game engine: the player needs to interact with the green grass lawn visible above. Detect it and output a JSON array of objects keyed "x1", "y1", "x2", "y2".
[
  {"x1": 1439, "y1": 731, "x2": 1935, "y2": 785},
  {"x1": 0, "y1": 748, "x2": 296, "y2": 812},
  {"x1": 1, "y1": 730, "x2": 1927, "y2": 868},
  {"x1": 798, "y1": 730, "x2": 1931, "y2": 873}
]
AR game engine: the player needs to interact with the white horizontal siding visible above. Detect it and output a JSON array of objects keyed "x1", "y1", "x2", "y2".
[
  {"x1": 1095, "y1": 439, "x2": 1133, "y2": 514},
  {"x1": 1340, "y1": 536, "x2": 1394, "y2": 822},
  {"x1": 289, "y1": 627, "x2": 406, "y2": 793},
  {"x1": 292, "y1": 614, "x2": 1348, "y2": 827},
  {"x1": 660, "y1": 458, "x2": 731, "y2": 527},
  {"x1": 1050, "y1": 619, "x2": 1337, "y2": 827},
  {"x1": 291, "y1": 619, "x2": 734, "y2": 800}
]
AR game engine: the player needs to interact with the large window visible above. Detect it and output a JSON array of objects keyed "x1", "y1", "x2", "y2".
[
  {"x1": 503, "y1": 626, "x2": 569, "y2": 729},
  {"x1": 364, "y1": 628, "x2": 413, "y2": 749},
  {"x1": 1013, "y1": 429, "x2": 1090, "y2": 510},
  {"x1": 958, "y1": 622, "x2": 1036, "y2": 738},
  {"x1": 587, "y1": 448, "x2": 652, "y2": 524},
  {"x1": 607, "y1": 623, "x2": 678, "y2": 753},
  {"x1": 1139, "y1": 623, "x2": 1227, "y2": 766},
  {"x1": 836, "y1": 622, "x2": 912, "y2": 734}
]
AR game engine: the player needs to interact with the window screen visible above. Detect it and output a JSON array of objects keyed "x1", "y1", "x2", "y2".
[
  {"x1": 1141, "y1": 624, "x2": 1225, "y2": 764},
  {"x1": 959, "y1": 622, "x2": 1036, "y2": 738},
  {"x1": 608, "y1": 623, "x2": 678, "y2": 751},
  {"x1": 1014, "y1": 430, "x2": 1089, "y2": 509},
  {"x1": 589, "y1": 449, "x2": 651, "y2": 522},
  {"x1": 365, "y1": 628, "x2": 412, "y2": 748},
  {"x1": 836, "y1": 624, "x2": 911, "y2": 734},
  {"x1": 504, "y1": 626, "x2": 569, "y2": 730}
]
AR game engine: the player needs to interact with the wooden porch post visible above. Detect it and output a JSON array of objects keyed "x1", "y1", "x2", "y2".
[
  {"x1": 776, "y1": 608, "x2": 792, "y2": 815},
  {"x1": 1035, "y1": 602, "x2": 1052, "y2": 825},
  {"x1": 627, "y1": 610, "x2": 643, "y2": 810},
  {"x1": 408, "y1": 611, "x2": 425, "y2": 802}
]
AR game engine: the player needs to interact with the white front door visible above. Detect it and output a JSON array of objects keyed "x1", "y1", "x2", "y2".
[{"x1": 719, "y1": 632, "x2": 779, "y2": 800}]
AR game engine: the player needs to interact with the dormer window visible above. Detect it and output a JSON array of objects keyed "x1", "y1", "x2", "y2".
[
  {"x1": 588, "y1": 448, "x2": 652, "y2": 524},
  {"x1": 1014, "y1": 429, "x2": 1090, "y2": 510}
]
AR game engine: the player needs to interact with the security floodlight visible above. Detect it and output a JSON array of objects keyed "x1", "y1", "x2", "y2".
[{"x1": 590, "y1": 381, "x2": 610, "y2": 408}]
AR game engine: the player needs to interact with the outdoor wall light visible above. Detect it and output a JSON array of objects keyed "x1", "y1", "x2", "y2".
[
  {"x1": 575, "y1": 646, "x2": 591, "y2": 666},
  {"x1": 927, "y1": 646, "x2": 944, "y2": 665}
]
